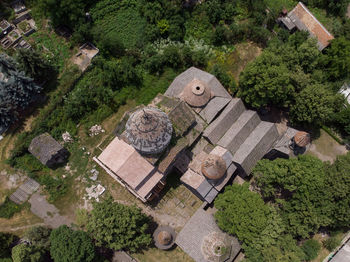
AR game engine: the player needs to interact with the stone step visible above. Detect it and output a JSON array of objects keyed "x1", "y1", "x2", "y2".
[
  {"x1": 203, "y1": 98, "x2": 246, "y2": 144},
  {"x1": 218, "y1": 110, "x2": 261, "y2": 155}
]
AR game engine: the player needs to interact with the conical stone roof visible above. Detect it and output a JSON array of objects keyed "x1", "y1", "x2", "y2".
[
  {"x1": 125, "y1": 107, "x2": 173, "y2": 154},
  {"x1": 157, "y1": 231, "x2": 173, "y2": 245},
  {"x1": 181, "y1": 78, "x2": 212, "y2": 107},
  {"x1": 294, "y1": 131, "x2": 310, "y2": 147},
  {"x1": 201, "y1": 154, "x2": 226, "y2": 180}
]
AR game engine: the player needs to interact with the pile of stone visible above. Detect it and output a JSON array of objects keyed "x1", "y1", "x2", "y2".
[
  {"x1": 62, "y1": 131, "x2": 73, "y2": 143},
  {"x1": 89, "y1": 125, "x2": 105, "y2": 137},
  {"x1": 89, "y1": 168, "x2": 99, "y2": 181},
  {"x1": 86, "y1": 184, "x2": 105, "y2": 201}
]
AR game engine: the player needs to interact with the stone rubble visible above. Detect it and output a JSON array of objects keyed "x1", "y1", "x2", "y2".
[
  {"x1": 85, "y1": 184, "x2": 105, "y2": 201},
  {"x1": 62, "y1": 131, "x2": 73, "y2": 143},
  {"x1": 89, "y1": 169, "x2": 99, "y2": 181},
  {"x1": 89, "y1": 125, "x2": 105, "y2": 137}
]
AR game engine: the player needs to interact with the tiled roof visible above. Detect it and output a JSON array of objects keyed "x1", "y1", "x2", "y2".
[{"x1": 288, "y1": 2, "x2": 334, "y2": 50}]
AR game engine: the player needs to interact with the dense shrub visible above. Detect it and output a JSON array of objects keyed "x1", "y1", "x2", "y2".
[
  {"x1": 323, "y1": 237, "x2": 341, "y2": 251},
  {"x1": 302, "y1": 239, "x2": 321, "y2": 261},
  {"x1": 0, "y1": 197, "x2": 22, "y2": 219}
]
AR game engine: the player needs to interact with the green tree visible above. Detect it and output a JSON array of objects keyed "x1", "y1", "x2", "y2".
[
  {"x1": 290, "y1": 84, "x2": 343, "y2": 126},
  {"x1": 0, "y1": 54, "x2": 41, "y2": 127},
  {"x1": 50, "y1": 225, "x2": 95, "y2": 262},
  {"x1": 302, "y1": 239, "x2": 321, "y2": 261},
  {"x1": 238, "y1": 50, "x2": 294, "y2": 108},
  {"x1": 11, "y1": 244, "x2": 45, "y2": 262},
  {"x1": 214, "y1": 183, "x2": 271, "y2": 248},
  {"x1": 16, "y1": 49, "x2": 55, "y2": 82},
  {"x1": 0, "y1": 232, "x2": 16, "y2": 258},
  {"x1": 24, "y1": 226, "x2": 51, "y2": 250},
  {"x1": 325, "y1": 152, "x2": 350, "y2": 228},
  {"x1": 86, "y1": 197, "x2": 151, "y2": 252},
  {"x1": 253, "y1": 155, "x2": 332, "y2": 238},
  {"x1": 323, "y1": 37, "x2": 350, "y2": 81}
]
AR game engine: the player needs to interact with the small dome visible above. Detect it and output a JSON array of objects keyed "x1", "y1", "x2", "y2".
[
  {"x1": 157, "y1": 231, "x2": 172, "y2": 246},
  {"x1": 153, "y1": 225, "x2": 176, "y2": 250},
  {"x1": 201, "y1": 154, "x2": 226, "y2": 180},
  {"x1": 181, "y1": 78, "x2": 212, "y2": 107},
  {"x1": 125, "y1": 107, "x2": 173, "y2": 154},
  {"x1": 294, "y1": 131, "x2": 310, "y2": 147}
]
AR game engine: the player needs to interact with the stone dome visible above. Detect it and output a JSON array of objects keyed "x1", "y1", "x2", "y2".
[
  {"x1": 153, "y1": 225, "x2": 176, "y2": 250},
  {"x1": 201, "y1": 154, "x2": 226, "y2": 180},
  {"x1": 201, "y1": 232, "x2": 230, "y2": 262},
  {"x1": 125, "y1": 107, "x2": 173, "y2": 154},
  {"x1": 181, "y1": 78, "x2": 212, "y2": 107},
  {"x1": 157, "y1": 231, "x2": 172, "y2": 246},
  {"x1": 294, "y1": 131, "x2": 310, "y2": 147}
]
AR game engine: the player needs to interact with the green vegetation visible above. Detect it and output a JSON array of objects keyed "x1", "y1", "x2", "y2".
[
  {"x1": 216, "y1": 153, "x2": 350, "y2": 261},
  {"x1": 11, "y1": 244, "x2": 45, "y2": 262},
  {"x1": 86, "y1": 197, "x2": 152, "y2": 252},
  {"x1": 50, "y1": 225, "x2": 96, "y2": 262},
  {"x1": 0, "y1": 197, "x2": 22, "y2": 219},
  {"x1": 215, "y1": 183, "x2": 270, "y2": 247},
  {"x1": 302, "y1": 239, "x2": 321, "y2": 261},
  {"x1": 0, "y1": 232, "x2": 17, "y2": 259},
  {"x1": 323, "y1": 236, "x2": 341, "y2": 251}
]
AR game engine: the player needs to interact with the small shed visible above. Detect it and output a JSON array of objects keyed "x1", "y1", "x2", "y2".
[{"x1": 28, "y1": 133, "x2": 69, "y2": 168}]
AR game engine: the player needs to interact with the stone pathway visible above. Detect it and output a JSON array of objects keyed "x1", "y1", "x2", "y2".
[
  {"x1": 28, "y1": 191, "x2": 72, "y2": 228},
  {"x1": 9, "y1": 178, "x2": 39, "y2": 204}
]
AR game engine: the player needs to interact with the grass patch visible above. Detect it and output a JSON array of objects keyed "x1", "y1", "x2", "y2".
[
  {"x1": 92, "y1": 7, "x2": 147, "y2": 49},
  {"x1": 0, "y1": 197, "x2": 22, "y2": 219},
  {"x1": 28, "y1": 29, "x2": 73, "y2": 70},
  {"x1": 134, "y1": 246, "x2": 193, "y2": 262}
]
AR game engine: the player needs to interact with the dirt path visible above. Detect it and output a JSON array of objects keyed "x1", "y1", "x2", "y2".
[
  {"x1": 29, "y1": 191, "x2": 72, "y2": 228},
  {"x1": 1, "y1": 223, "x2": 46, "y2": 232}
]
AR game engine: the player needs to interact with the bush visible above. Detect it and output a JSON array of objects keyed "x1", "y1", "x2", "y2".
[
  {"x1": 323, "y1": 237, "x2": 341, "y2": 251},
  {"x1": 302, "y1": 239, "x2": 321, "y2": 261},
  {"x1": 0, "y1": 197, "x2": 22, "y2": 219},
  {"x1": 38, "y1": 175, "x2": 67, "y2": 202}
]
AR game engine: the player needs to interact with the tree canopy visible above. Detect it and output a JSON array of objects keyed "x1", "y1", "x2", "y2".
[
  {"x1": 50, "y1": 225, "x2": 95, "y2": 262},
  {"x1": 214, "y1": 183, "x2": 271, "y2": 247},
  {"x1": 11, "y1": 244, "x2": 45, "y2": 262},
  {"x1": 87, "y1": 197, "x2": 151, "y2": 252},
  {"x1": 0, "y1": 54, "x2": 41, "y2": 128}
]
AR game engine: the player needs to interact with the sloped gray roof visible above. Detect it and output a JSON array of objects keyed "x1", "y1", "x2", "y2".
[
  {"x1": 232, "y1": 122, "x2": 280, "y2": 175},
  {"x1": 203, "y1": 98, "x2": 245, "y2": 144},
  {"x1": 218, "y1": 110, "x2": 261, "y2": 155},
  {"x1": 28, "y1": 133, "x2": 64, "y2": 165},
  {"x1": 165, "y1": 67, "x2": 231, "y2": 99},
  {"x1": 199, "y1": 96, "x2": 231, "y2": 124},
  {"x1": 176, "y1": 207, "x2": 241, "y2": 262}
]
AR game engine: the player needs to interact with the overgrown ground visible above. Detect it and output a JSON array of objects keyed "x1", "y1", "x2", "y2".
[{"x1": 308, "y1": 129, "x2": 348, "y2": 162}]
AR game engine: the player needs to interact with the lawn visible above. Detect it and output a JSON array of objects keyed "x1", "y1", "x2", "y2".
[
  {"x1": 28, "y1": 28, "x2": 74, "y2": 71},
  {"x1": 307, "y1": 129, "x2": 347, "y2": 162},
  {"x1": 207, "y1": 42, "x2": 262, "y2": 86},
  {"x1": 134, "y1": 246, "x2": 193, "y2": 262}
]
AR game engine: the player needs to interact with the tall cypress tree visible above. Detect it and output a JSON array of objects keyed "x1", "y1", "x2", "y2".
[{"x1": 0, "y1": 54, "x2": 41, "y2": 127}]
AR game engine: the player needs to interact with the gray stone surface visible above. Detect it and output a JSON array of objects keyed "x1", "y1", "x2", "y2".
[
  {"x1": 218, "y1": 110, "x2": 260, "y2": 155},
  {"x1": 176, "y1": 207, "x2": 241, "y2": 262},
  {"x1": 9, "y1": 178, "x2": 40, "y2": 204},
  {"x1": 331, "y1": 241, "x2": 350, "y2": 262},
  {"x1": 203, "y1": 98, "x2": 245, "y2": 144},
  {"x1": 29, "y1": 191, "x2": 72, "y2": 228}
]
